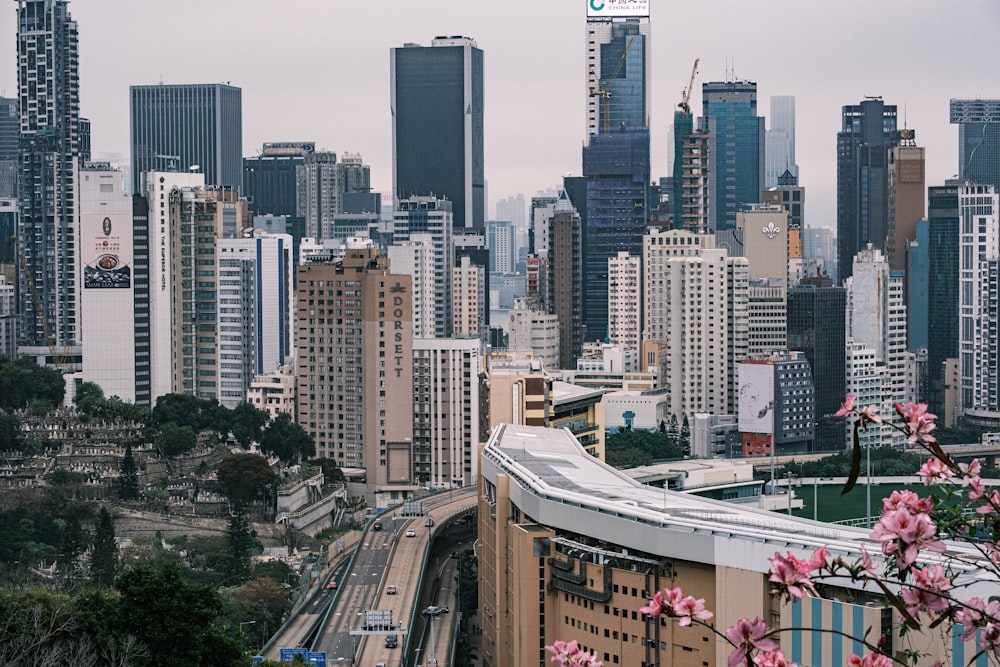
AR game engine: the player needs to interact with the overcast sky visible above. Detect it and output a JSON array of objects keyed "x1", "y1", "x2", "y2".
[{"x1": 2, "y1": 0, "x2": 997, "y2": 230}]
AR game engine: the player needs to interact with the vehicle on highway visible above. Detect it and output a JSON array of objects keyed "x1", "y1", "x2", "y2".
[
  {"x1": 327, "y1": 581, "x2": 337, "y2": 590},
  {"x1": 423, "y1": 605, "x2": 442, "y2": 615},
  {"x1": 373, "y1": 521, "x2": 383, "y2": 531},
  {"x1": 406, "y1": 528, "x2": 416, "y2": 537},
  {"x1": 385, "y1": 634, "x2": 398, "y2": 648},
  {"x1": 386, "y1": 584, "x2": 397, "y2": 595},
  {"x1": 425, "y1": 517, "x2": 434, "y2": 527},
  {"x1": 376, "y1": 663, "x2": 387, "y2": 667},
  {"x1": 428, "y1": 658, "x2": 439, "y2": 666},
  {"x1": 439, "y1": 604, "x2": 449, "y2": 613}
]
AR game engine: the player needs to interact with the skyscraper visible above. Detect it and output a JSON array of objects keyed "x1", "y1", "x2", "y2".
[
  {"x1": 766, "y1": 95, "x2": 798, "y2": 187},
  {"x1": 0, "y1": 97, "x2": 17, "y2": 199},
  {"x1": 130, "y1": 83, "x2": 243, "y2": 194},
  {"x1": 585, "y1": 11, "x2": 651, "y2": 137},
  {"x1": 836, "y1": 98, "x2": 898, "y2": 282},
  {"x1": 950, "y1": 99, "x2": 1000, "y2": 190},
  {"x1": 16, "y1": 0, "x2": 81, "y2": 351},
  {"x1": 392, "y1": 195, "x2": 455, "y2": 338},
  {"x1": 926, "y1": 182, "x2": 961, "y2": 417},
  {"x1": 547, "y1": 198, "x2": 584, "y2": 370},
  {"x1": 700, "y1": 80, "x2": 765, "y2": 232},
  {"x1": 296, "y1": 151, "x2": 371, "y2": 240},
  {"x1": 243, "y1": 141, "x2": 314, "y2": 217},
  {"x1": 391, "y1": 37, "x2": 484, "y2": 231},
  {"x1": 886, "y1": 134, "x2": 925, "y2": 271}
]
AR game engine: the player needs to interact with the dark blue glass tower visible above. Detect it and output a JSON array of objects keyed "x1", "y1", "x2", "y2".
[
  {"x1": 926, "y1": 183, "x2": 960, "y2": 416},
  {"x1": 391, "y1": 37, "x2": 484, "y2": 232},
  {"x1": 582, "y1": 128, "x2": 649, "y2": 342},
  {"x1": 950, "y1": 99, "x2": 1000, "y2": 190}
]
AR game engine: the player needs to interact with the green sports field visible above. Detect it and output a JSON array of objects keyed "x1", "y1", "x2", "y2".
[{"x1": 786, "y1": 482, "x2": 918, "y2": 525}]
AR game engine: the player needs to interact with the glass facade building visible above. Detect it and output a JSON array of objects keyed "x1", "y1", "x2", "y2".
[
  {"x1": 950, "y1": 99, "x2": 1000, "y2": 190},
  {"x1": 130, "y1": 83, "x2": 243, "y2": 194},
  {"x1": 700, "y1": 81, "x2": 765, "y2": 232},
  {"x1": 926, "y1": 183, "x2": 960, "y2": 416},
  {"x1": 391, "y1": 37, "x2": 484, "y2": 232},
  {"x1": 582, "y1": 128, "x2": 650, "y2": 342}
]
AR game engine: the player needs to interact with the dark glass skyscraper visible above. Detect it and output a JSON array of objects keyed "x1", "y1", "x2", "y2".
[
  {"x1": 582, "y1": 128, "x2": 649, "y2": 341},
  {"x1": 17, "y1": 0, "x2": 81, "y2": 349},
  {"x1": 130, "y1": 83, "x2": 243, "y2": 194},
  {"x1": 950, "y1": 98, "x2": 1000, "y2": 190},
  {"x1": 0, "y1": 97, "x2": 17, "y2": 198},
  {"x1": 243, "y1": 142, "x2": 313, "y2": 218},
  {"x1": 700, "y1": 81, "x2": 765, "y2": 232},
  {"x1": 836, "y1": 99, "x2": 898, "y2": 282},
  {"x1": 926, "y1": 183, "x2": 960, "y2": 416},
  {"x1": 391, "y1": 37, "x2": 484, "y2": 231},
  {"x1": 586, "y1": 20, "x2": 650, "y2": 136}
]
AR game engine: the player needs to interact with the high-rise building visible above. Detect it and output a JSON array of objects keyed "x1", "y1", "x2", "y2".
[
  {"x1": 761, "y1": 169, "x2": 805, "y2": 231},
  {"x1": 677, "y1": 128, "x2": 711, "y2": 232},
  {"x1": 452, "y1": 254, "x2": 486, "y2": 340},
  {"x1": 243, "y1": 141, "x2": 314, "y2": 217},
  {"x1": 215, "y1": 233, "x2": 294, "y2": 408},
  {"x1": 16, "y1": 0, "x2": 81, "y2": 351},
  {"x1": 765, "y1": 95, "x2": 798, "y2": 187},
  {"x1": 392, "y1": 196, "x2": 455, "y2": 338},
  {"x1": 0, "y1": 275, "x2": 14, "y2": 359},
  {"x1": 412, "y1": 337, "x2": 482, "y2": 489},
  {"x1": 295, "y1": 242, "x2": 414, "y2": 489},
  {"x1": 700, "y1": 81, "x2": 765, "y2": 232},
  {"x1": 886, "y1": 135, "x2": 926, "y2": 271},
  {"x1": 958, "y1": 183, "x2": 1000, "y2": 428},
  {"x1": 926, "y1": 182, "x2": 961, "y2": 417},
  {"x1": 130, "y1": 83, "x2": 243, "y2": 194},
  {"x1": 642, "y1": 227, "x2": 716, "y2": 347},
  {"x1": 607, "y1": 251, "x2": 641, "y2": 357},
  {"x1": 547, "y1": 199, "x2": 584, "y2": 369},
  {"x1": 495, "y1": 193, "x2": 526, "y2": 231},
  {"x1": 733, "y1": 203, "x2": 789, "y2": 291},
  {"x1": 508, "y1": 299, "x2": 559, "y2": 370},
  {"x1": 0, "y1": 198, "x2": 17, "y2": 266},
  {"x1": 836, "y1": 98, "x2": 899, "y2": 282},
  {"x1": 486, "y1": 219, "x2": 515, "y2": 275},
  {"x1": 387, "y1": 235, "x2": 437, "y2": 339},
  {"x1": 907, "y1": 219, "x2": 930, "y2": 355},
  {"x1": 391, "y1": 36, "x2": 484, "y2": 231},
  {"x1": 582, "y1": 128, "x2": 650, "y2": 341},
  {"x1": 747, "y1": 278, "x2": 787, "y2": 357},
  {"x1": 950, "y1": 99, "x2": 1000, "y2": 190},
  {"x1": 584, "y1": 11, "x2": 651, "y2": 137},
  {"x1": 787, "y1": 280, "x2": 847, "y2": 451},
  {"x1": 0, "y1": 97, "x2": 17, "y2": 199},
  {"x1": 738, "y1": 352, "x2": 814, "y2": 457},
  {"x1": 295, "y1": 151, "x2": 371, "y2": 241}
]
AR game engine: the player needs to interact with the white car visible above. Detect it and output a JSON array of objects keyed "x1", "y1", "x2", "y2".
[
  {"x1": 423, "y1": 605, "x2": 442, "y2": 615},
  {"x1": 406, "y1": 528, "x2": 416, "y2": 537}
]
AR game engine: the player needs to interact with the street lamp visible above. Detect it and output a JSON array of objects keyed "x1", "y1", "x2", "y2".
[
  {"x1": 784, "y1": 472, "x2": 795, "y2": 515},
  {"x1": 239, "y1": 620, "x2": 257, "y2": 651}
]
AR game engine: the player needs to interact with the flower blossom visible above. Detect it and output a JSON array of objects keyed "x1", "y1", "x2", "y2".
[
  {"x1": 859, "y1": 403, "x2": 881, "y2": 424},
  {"x1": 767, "y1": 547, "x2": 829, "y2": 600},
  {"x1": 893, "y1": 402, "x2": 937, "y2": 444},
  {"x1": 956, "y1": 599, "x2": 1000, "y2": 657},
  {"x1": 725, "y1": 617, "x2": 778, "y2": 667},
  {"x1": 901, "y1": 563, "x2": 951, "y2": 617},
  {"x1": 753, "y1": 649, "x2": 797, "y2": 667},
  {"x1": 870, "y1": 505, "x2": 945, "y2": 569},
  {"x1": 848, "y1": 653, "x2": 893, "y2": 667},
  {"x1": 916, "y1": 457, "x2": 954, "y2": 486},
  {"x1": 546, "y1": 640, "x2": 603, "y2": 667},
  {"x1": 639, "y1": 586, "x2": 712, "y2": 626},
  {"x1": 835, "y1": 394, "x2": 857, "y2": 417}
]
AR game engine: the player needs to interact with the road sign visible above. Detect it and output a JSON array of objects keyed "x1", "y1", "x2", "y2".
[
  {"x1": 252, "y1": 657, "x2": 264, "y2": 664},
  {"x1": 280, "y1": 647, "x2": 308, "y2": 661},
  {"x1": 308, "y1": 652, "x2": 327, "y2": 667}
]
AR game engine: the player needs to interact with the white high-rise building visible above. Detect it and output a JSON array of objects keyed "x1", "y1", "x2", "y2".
[
  {"x1": 608, "y1": 252, "x2": 641, "y2": 355},
  {"x1": 487, "y1": 219, "x2": 516, "y2": 275},
  {"x1": 642, "y1": 228, "x2": 716, "y2": 346},
  {"x1": 651, "y1": 248, "x2": 748, "y2": 421},
  {"x1": 958, "y1": 183, "x2": 1000, "y2": 427},
  {"x1": 508, "y1": 299, "x2": 560, "y2": 370},
  {"x1": 845, "y1": 341, "x2": 885, "y2": 451},
  {"x1": 215, "y1": 233, "x2": 295, "y2": 408},
  {"x1": 79, "y1": 163, "x2": 135, "y2": 401},
  {"x1": 766, "y1": 95, "x2": 798, "y2": 187},
  {"x1": 453, "y1": 254, "x2": 487, "y2": 340},
  {"x1": 748, "y1": 278, "x2": 787, "y2": 357},
  {"x1": 412, "y1": 337, "x2": 483, "y2": 488},
  {"x1": 0, "y1": 275, "x2": 17, "y2": 360},
  {"x1": 388, "y1": 234, "x2": 437, "y2": 339},
  {"x1": 393, "y1": 196, "x2": 454, "y2": 338}
]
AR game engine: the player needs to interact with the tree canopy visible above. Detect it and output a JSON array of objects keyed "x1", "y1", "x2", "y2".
[
  {"x1": 605, "y1": 429, "x2": 683, "y2": 469},
  {"x1": 217, "y1": 454, "x2": 276, "y2": 510},
  {"x1": 0, "y1": 356, "x2": 65, "y2": 410},
  {"x1": 260, "y1": 414, "x2": 315, "y2": 465}
]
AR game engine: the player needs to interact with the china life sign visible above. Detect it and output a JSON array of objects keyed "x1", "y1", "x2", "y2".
[
  {"x1": 84, "y1": 216, "x2": 131, "y2": 289},
  {"x1": 587, "y1": 0, "x2": 649, "y2": 18}
]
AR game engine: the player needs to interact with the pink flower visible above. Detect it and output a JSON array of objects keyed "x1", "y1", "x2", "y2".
[
  {"x1": 960, "y1": 459, "x2": 982, "y2": 479},
  {"x1": 767, "y1": 548, "x2": 828, "y2": 600},
  {"x1": 901, "y1": 563, "x2": 951, "y2": 617},
  {"x1": 673, "y1": 595, "x2": 714, "y2": 626},
  {"x1": 725, "y1": 617, "x2": 778, "y2": 667},
  {"x1": 848, "y1": 653, "x2": 893, "y2": 667},
  {"x1": 916, "y1": 457, "x2": 954, "y2": 485},
  {"x1": 977, "y1": 490, "x2": 1000, "y2": 515},
  {"x1": 894, "y1": 402, "x2": 937, "y2": 444},
  {"x1": 546, "y1": 640, "x2": 603, "y2": 667},
  {"x1": 753, "y1": 649, "x2": 797, "y2": 667},
  {"x1": 870, "y1": 506, "x2": 945, "y2": 568},
  {"x1": 859, "y1": 404, "x2": 881, "y2": 424},
  {"x1": 881, "y1": 489, "x2": 932, "y2": 514},
  {"x1": 835, "y1": 393, "x2": 857, "y2": 417},
  {"x1": 639, "y1": 586, "x2": 683, "y2": 617},
  {"x1": 640, "y1": 586, "x2": 712, "y2": 626}
]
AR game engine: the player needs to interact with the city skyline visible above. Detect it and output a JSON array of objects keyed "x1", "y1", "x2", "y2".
[{"x1": 0, "y1": 1, "x2": 996, "y2": 231}]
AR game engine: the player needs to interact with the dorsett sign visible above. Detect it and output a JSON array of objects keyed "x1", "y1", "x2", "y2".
[{"x1": 390, "y1": 281, "x2": 408, "y2": 377}]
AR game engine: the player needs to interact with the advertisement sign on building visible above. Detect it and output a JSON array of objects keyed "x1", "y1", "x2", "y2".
[
  {"x1": 738, "y1": 362, "x2": 774, "y2": 435},
  {"x1": 83, "y1": 215, "x2": 131, "y2": 289},
  {"x1": 586, "y1": 0, "x2": 650, "y2": 18}
]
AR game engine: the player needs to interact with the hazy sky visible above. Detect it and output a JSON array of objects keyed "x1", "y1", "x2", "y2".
[{"x1": 1, "y1": 0, "x2": 997, "y2": 230}]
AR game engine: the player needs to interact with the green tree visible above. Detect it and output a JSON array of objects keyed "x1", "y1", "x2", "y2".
[
  {"x1": 221, "y1": 511, "x2": 258, "y2": 585},
  {"x1": 308, "y1": 457, "x2": 346, "y2": 484},
  {"x1": 90, "y1": 507, "x2": 118, "y2": 588},
  {"x1": 679, "y1": 414, "x2": 691, "y2": 456},
  {"x1": 0, "y1": 356, "x2": 65, "y2": 410},
  {"x1": 217, "y1": 454, "x2": 276, "y2": 511},
  {"x1": 605, "y1": 446, "x2": 653, "y2": 469},
  {"x1": 0, "y1": 411, "x2": 20, "y2": 451},
  {"x1": 260, "y1": 413, "x2": 315, "y2": 464},
  {"x1": 157, "y1": 423, "x2": 197, "y2": 457},
  {"x1": 58, "y1": 514, "x2": 87, "y2": 577},
  {"x1": 117, "y1": 443, "x2": 141, "y2": 500},
  {"x1": 605, "y1": 429, "x2": 683, "y2": 463},
  {"x1": 231, "y1": 402, "x2": 268, "y2": 448},
  {"x1": 74, "y1": 381, "x2": 105, "y2": 418}
]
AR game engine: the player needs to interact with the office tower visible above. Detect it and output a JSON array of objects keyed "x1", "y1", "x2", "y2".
[
  {"x1": 0, "y1": 97, "x2": 16, "y2": 198},
  {"x1": 295, "y1": 242, "x2": 414, "y2": 487},
  {"x1": 677, "y1": 128, "x2": 711, "y2": 232},
  {"x1": 140, "y1": 171, "x2": 206, "y2": 402},
  {"x1": 845, "y1": 340, "x2": 886, "y2": 450},
  {"x1": 486, "y1": 219, "x2": 515, "y2": 275},
  {"x1": 803, "y1": 225, "x2": 836, "y2": 281},
  {"x1": 584, "y1": 6, "x2": 650, "y2": 137},
  {"x1": 16, "y1": 0, "x2": 81, "y2": 351},
  {"x1": 765, "y1": 95, "x2": 798, "y2": 187},
  {"x1": 787, "y1": 281, "x2": 847, "y2": 451},
  {"x1": 886, "y1": 135, "x2": 926, "y2": 271},
  {"x1": 508, "y1": 299, "x2": 559, "y2": 370},
  {"x1": 0, "y1": 199, "x2": 16, "y2": 265},
  {"x1": 392, "y1": 196, "x2": 455, "y2": 338},
  {"x1": 761, "y1": 169, "x2": 805, "y2": 230},
  {"x1": 391, "y1": 37, "x2": 484, "y2": 231},
  {"x1": 607, "y1": 251, "x2": 641, "y2": 356},
  {"x1": 215, "y1": 233, "x2": 294, "y2": 408},
  {"x1": 748, "y1": 278, "x2": 787, "y2": 357},
  {"x1": 907, "y1": 219, "x2": 929, "y2": 354},
  {"x1": 79, "y1": 163, "x2": 136, "y2": 401},
  {"x1": 387, "y1": 235, "x2": 436, "y2": 339},
  {"x1": 452, "y1": 254, "x2": 486, "y2": 339},
  {"x1": 950, "y1": 99, "x2": 1000, "y2": 190},
  {"x1": 412, "y1": 337, "x2": 482, "y2": 488},
  {"x1": 454, "y1": 229, "x2": 490, "y2": 330},
  {"x1": 130, "y1": 83, "x2": 242, "y2": 194},
  {"x1": 642, "y1": 228, "x2": 716, "y2": 346},
  {"x1": 0, "y1": 275, "x2": 16, "y2": 359},
  {"x1": 700, "y1": 81, "x2": 765, "y2": 232},
  {"x1": 243, "y1": 141, "x2": 313, "y2": 217},
  {"x1": 295, "y1": 151, "x2": 371, "y2": 241},
  {"x1": 582, "y1": 128, "x2": 650, "y2": 341},
  {"x1": 836, "y1": 98, "x2": 898, "y2": 282},
  {"x1": 958, "y1": 184, "x2": 1000, "y2": 428},
  {"x1": 653, "y1": 249, "x2": 748, "y2": 421},
  {"x1": 926, "y1": 183, "x2": 961, "y2": 416},
  {"x1": 495, "y1": 193, "x2": 526, "y2": 230},
  {"x1": 547, "y1": 199, "x2": 584, "y2": 370},
  {"x1": 734, "y1": 203, "x2": 789, "y2": 291}
]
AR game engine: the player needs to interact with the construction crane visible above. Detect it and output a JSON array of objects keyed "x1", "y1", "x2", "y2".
[
  {"x1": 12, "y1": 235, "x2": 70, "y2": 371},
  {"x1": 677, "y1": 58, "x2": 699, "y2": 116},
  {"x1": 589, "y1": 36, "x2": 635, "y2": 133}
]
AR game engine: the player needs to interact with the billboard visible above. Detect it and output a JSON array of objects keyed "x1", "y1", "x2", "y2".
[
  {"x1": 83, "y1": 215, "x2": 131, "y2": 289},
  {"x1": 738, "y1": 362, "x2": 774, "y2": 435},
  {"x1": 587, "y1": 0, "x2": 650, "y2": 18}
]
